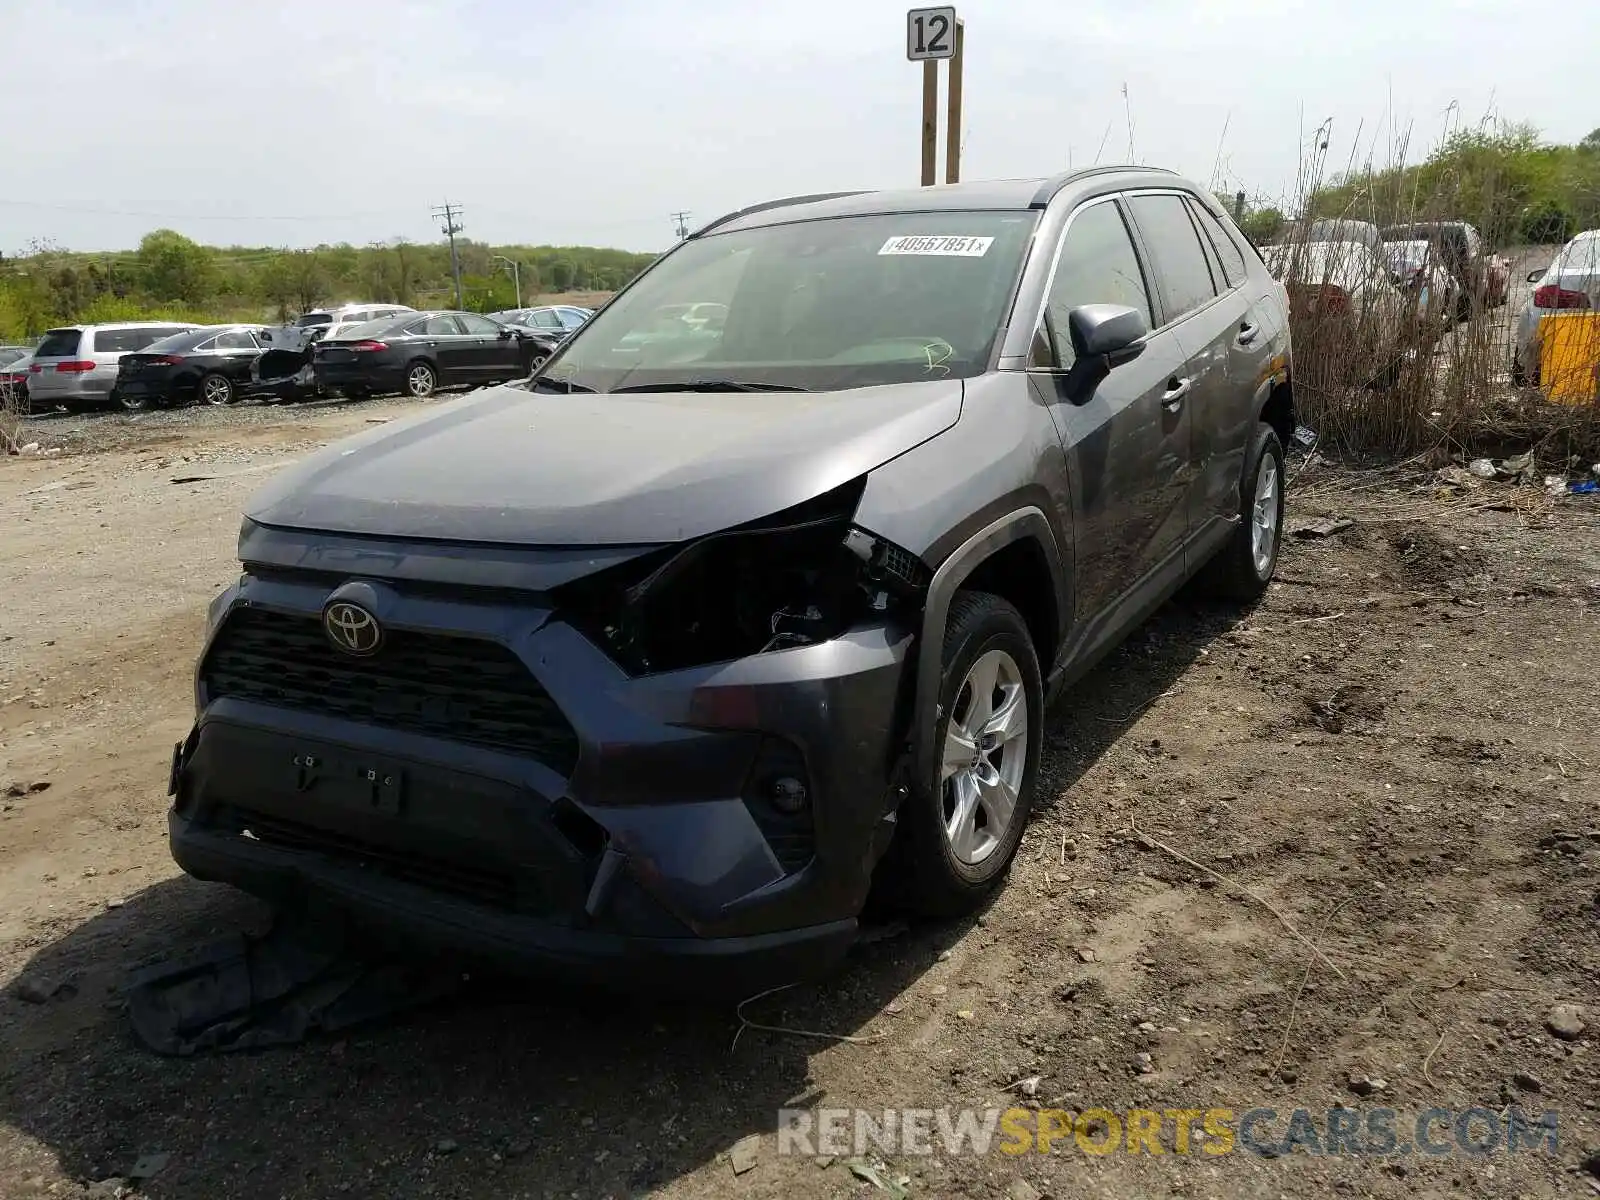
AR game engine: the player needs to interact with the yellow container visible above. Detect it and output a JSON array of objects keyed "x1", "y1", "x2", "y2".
[{"x1": 1538, "y1": 312, "x2": 1600, "y2": 403}]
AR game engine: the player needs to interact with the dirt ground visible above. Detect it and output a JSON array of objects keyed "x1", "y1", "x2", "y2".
[{"x1": 0, "y1": 400, "x2": 1596, "y2": 1200}]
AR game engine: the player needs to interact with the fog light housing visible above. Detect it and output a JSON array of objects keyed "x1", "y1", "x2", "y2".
[
  {"x1": 769, "y1": 775, "x2": 808, "y2": 814},
  {"x1": 742, "y1": 739, "x2": 815, "y2": 873}
]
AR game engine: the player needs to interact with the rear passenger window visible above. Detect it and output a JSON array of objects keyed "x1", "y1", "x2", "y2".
[
  {"x1": 1189, "y1": 202, "x2": 1248, "y2": 288},
  {"x1": 1032, "y1": 200, "x2": 1153, "y2": 370},
  {"x1": 214, "y1": 330, "x2": 256, "y2": 350},
  {"x1": 93, "y1": 327, "x2": 172, "y2": 353},
  {"x1": 1127, "y1": 194, "x2": 1219, "y2": 323},
  {"x1": 34, "y1": 330, "x2": 83, "y2": 358},
  {"x1": 416, "y1": 316, "x2": 461, "y2": 336}
]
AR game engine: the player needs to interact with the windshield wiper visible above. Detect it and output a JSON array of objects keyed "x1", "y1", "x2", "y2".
[
  {"x1": 526, "y1": 376, "x2": 595, "y2": 393},
  {"x1": 609, "y1": 379, "x2": 811, "y2": 394}
]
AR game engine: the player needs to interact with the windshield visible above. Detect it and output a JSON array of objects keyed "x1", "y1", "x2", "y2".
[
  {"x1": 1269, "y1": 241, "x2": 1382, "y2": 288},
  {"x1": 1558, "y1": 235, "x2": 1600, "y2": 273},
  {"x1": 542, "y1": 210, "x2": 1038, "y2": 393},
  {"x1": 1384, "y1": 240, "x2": 1433, "y2": 270},
  {"x1": 329, "y1": 316, "x2": 414, "y2": 341},
  {"x1": 0, "y1": 348, "x2": 27, "y2": 368},
  {"x1": 143, "y1": 327, "x2": 225, "y2": 354}
]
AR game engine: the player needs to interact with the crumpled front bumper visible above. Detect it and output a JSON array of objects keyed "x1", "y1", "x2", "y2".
[{"x1": 170, "y1": 569, "x2": 914, "y2": 991}]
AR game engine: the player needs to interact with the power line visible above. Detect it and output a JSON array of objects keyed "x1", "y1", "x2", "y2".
[
  {"x1": 431, "y1": 202, "x2": 464, "y2": 309},
  {"x1": 0, "y1": 196, "x2": 415, "y2": 223},
  {"x1": 671, "y1": 211, "x2": 692, "y2": 240}
]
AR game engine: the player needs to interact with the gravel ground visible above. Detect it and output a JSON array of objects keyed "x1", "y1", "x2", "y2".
[{"x1": 0, "y1": 400, "x2": 1597, "y2": 1200}]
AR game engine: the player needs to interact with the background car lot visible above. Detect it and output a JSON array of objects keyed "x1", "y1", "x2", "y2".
[
  {"x1": 0, "y1": 402, "x2": 1594, "y2": 1197},
  {"x1": 26, "y1": 322, "x2": 197, "y2": 412}
]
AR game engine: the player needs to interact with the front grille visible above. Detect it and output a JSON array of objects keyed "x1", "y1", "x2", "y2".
[
  {"x1": 204, "y1": 607, "x2": 579, "y2": 773},
  {"x1": 219, "y1": 805, "x2": 519, "y2": 910}
]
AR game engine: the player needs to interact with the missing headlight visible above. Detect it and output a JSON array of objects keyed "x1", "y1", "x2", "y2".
[{"x1": 557, "y1": 483, "x2": 925, "y2": 675}]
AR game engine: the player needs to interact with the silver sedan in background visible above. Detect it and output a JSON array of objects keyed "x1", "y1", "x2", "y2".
[{"x1": 1513, "y1": 230, "x2": 1600, "y2": 386}]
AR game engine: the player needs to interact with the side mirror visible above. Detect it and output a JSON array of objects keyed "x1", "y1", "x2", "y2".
[
  {"x1": 1055, "y1": 304, "x2": 1149, "y2": 406},
  {"x1": 498, "y1": 328, "x2": 514, "y2": 339},
  {"x1": 1527, "y1": 267, "x2": 1547, "y2": 283},
  {"x1": 1067, "y1": 303, "x2": 1148, "y2": 365},
  {"x1": 258, "y1": 330, "x2": 272, "y2": 343}
]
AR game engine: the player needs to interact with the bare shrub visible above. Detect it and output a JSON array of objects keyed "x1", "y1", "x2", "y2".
[
  {"x1": 1240, "y1": 120, "x2": 1600, "y2": 462},
  {"x1": 0, "y1": 381, "x2": 21, "y2": 455}
]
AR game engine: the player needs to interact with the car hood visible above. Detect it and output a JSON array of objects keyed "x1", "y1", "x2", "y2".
[{"x1": 245, "y1": 379, "x2": 964, "y2": 545}]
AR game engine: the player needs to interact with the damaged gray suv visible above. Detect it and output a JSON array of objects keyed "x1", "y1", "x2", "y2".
[{"x1": 169, "y1": 166, "x2": 1294, "y2": 991}]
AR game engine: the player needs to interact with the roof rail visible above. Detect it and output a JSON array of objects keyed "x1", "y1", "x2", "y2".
[
  {"x1": 1029, "y1": 164, "x2": 1176, "y2": 208},
  {"x1": 692, "y1": 191, "x2": 871, "y2": 238}
]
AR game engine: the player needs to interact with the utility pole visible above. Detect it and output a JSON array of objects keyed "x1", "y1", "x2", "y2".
[
  {"x1": 432, "y1": 202, "x2": 464, "y2": 309},
  {"x1": 671, "y1": 211, "x2": 692, "y2": 240},
  {"x1": 490, "y1": 254, "x2": 521, "y2": 308}
]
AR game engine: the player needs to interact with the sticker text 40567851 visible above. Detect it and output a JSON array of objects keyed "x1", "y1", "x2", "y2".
[{"x1": 877, "y1": 235, "x2": 995, "y2": 257}]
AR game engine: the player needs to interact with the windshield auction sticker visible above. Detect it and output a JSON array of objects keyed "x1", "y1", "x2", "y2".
[{"x1": 878, "y1": 235, "x2": 995, "y2": 257}]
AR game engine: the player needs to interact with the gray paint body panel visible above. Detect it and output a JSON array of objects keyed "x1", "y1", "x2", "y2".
[{"x1": 172, "y1": 165, "x2": 1292, "y2": 991}]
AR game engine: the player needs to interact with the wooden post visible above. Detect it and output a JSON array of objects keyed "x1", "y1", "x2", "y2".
[
  {"x1": 921, "y1": 59, "x2": 938, "y2": 187},
  {"x1": 945, "y1": 20, "x2": 964, "y2": 184}
]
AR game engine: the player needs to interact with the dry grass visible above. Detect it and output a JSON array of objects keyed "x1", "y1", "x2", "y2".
[
  {"x1": 1, "y1": 385, "x2": 21, "y2": 455},
  {"x1": 1257, "y1": 140, "x2": 1600, "y2": 464}
]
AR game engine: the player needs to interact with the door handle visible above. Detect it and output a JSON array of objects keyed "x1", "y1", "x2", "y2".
[
  {"x1": 1161, "y1": 377, "x2": 1191, "y2": 409},
  {"x1": 1237, "y1": 323, "x2": 1259, "y2": 345}
]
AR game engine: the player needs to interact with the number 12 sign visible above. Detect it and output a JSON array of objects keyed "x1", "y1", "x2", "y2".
[{"x1": 906, "y1": 6, "x2": 956, "y2": 60}]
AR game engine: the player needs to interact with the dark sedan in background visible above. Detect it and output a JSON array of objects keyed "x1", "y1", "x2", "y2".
[
  {"x1": 116, "y1": 325, "x2": 283, "y2": 409},
  {"x1": 311, "y1": 311, "x2": 557, "y2": 398}
]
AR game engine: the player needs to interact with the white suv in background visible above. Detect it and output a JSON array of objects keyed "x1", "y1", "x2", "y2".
[{"x1": 28, "y1": 322, "x2": 199, "y2": 412}]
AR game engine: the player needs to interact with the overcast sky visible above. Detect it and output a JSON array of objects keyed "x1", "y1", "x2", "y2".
[{"x1": 2, "y1": 0, "x2": 1595, "y2": 255}]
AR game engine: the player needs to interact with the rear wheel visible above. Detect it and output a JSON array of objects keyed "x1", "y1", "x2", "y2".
[
  {"x1": 405, "y1": 361, "x2": 437, "y2": 398},
  {"x1": 199, "y1": 373, "x2": 236, "y2": 406},
  {"x1": 118, "y1": 388, "x2": 154, "y2": 412},
  {"x1": 887, "y1": 591, "x2": 1042, "y2": 916},
  {"x1": 1200, "y1": 422, "x2": 1285, "y2": 600}
]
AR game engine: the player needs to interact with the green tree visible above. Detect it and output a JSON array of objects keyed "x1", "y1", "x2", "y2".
[
  {"x1": 135, "y1": 229, "x2": 218, "y2": 305},
  {"x1": 258, "y1": 250, "x2": 331, "y2": 318}
]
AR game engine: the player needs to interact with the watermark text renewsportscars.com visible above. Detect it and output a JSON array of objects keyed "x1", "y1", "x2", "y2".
[{"x1": 777, "y1": 1105, "x2": 1559, "y2": 1159}]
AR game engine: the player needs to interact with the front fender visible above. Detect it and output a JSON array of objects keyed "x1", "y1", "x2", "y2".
[{"x1": 908, "y1": 507, "x2": 1063, "y2": 803}]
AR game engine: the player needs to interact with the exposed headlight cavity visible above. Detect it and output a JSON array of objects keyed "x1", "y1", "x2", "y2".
[{"x1": 556, "y1": 480, "x2": 926, "y2": 675}]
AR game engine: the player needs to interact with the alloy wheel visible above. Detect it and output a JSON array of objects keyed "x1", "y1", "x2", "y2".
[
  {"x1": 940, "y1": 648, "x2": 1028, "y2": 865},
  {"x1": 1251, "y1": 455, "x2": 1280, "y2": 576},
  {"x1": 201, "y1": 376, "x2": 234, "y2": 406}
]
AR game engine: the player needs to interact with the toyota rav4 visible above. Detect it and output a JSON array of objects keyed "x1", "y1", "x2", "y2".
[{"x1": 170, "y1": 166, "x2": 1294, "y2": 992}]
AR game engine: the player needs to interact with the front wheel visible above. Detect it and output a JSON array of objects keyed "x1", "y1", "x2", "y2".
[
  {"x1": 405, "y1": 361, "x2": 437, "y2": 398},
  {"x1": 199, "y1": 373, "x2": 236, "y2": 406},
  {"x1": 1201, "y1": 423, "x2": 1285, "y2": 600},
  {"x1": 888, "y1": 591, "x2": 1042, "y2": 916}
]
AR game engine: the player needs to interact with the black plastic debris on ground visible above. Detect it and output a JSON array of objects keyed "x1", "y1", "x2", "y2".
[{"x1": 125, "y1": 915, "x2": 462, "y2": 1056}]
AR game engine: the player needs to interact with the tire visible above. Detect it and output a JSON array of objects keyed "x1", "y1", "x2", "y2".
[
  {"x1": 1200, "y1": 423, "x2": 1285, "y2": 600},
  {"x1": 527, "y1": 351, "x2": 549, "y2": 373},
  {"x1": 118, "y1": 387, "x2": 155, "y2": 412},
  {"x1": 198, "y1": 373, "x2": 236, "y2": 406},
  {"x1": 405, "y1": 361, "x2": 437, "y2": 398},
  {"x1": 889, "y1": 591, "x2": 1043, "y2": 917}
]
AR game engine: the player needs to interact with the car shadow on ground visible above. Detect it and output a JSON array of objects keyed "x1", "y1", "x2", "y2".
[{"x1": 0, "y1": 593, "x2": 1248, "y2": 1197}]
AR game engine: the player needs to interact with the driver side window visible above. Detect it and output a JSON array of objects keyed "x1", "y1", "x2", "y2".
[{"x1": 1032, "y1": 200, "x2": 1153, "y2": 370}]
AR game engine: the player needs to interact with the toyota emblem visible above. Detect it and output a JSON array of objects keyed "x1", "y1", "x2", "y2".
[{"x1": 323, "y1": 601, "x2": 383, "y2": 656}]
